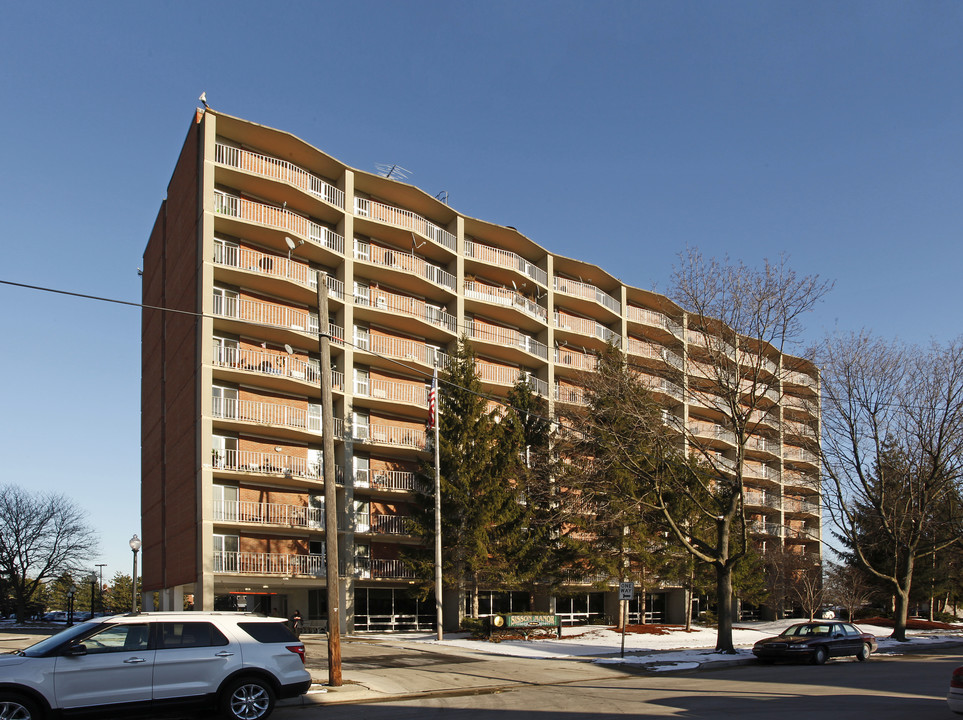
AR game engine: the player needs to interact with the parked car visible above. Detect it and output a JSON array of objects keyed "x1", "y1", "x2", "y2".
[
  {"x1": 0, "y1": 611, "x2": 311, "y2": 720},
  {"x1": 949, "y1": 665, "x2": 963, "y2": 714},
  {"x1": 752, "y1": 621, "x2": 878, "y2": 664}
]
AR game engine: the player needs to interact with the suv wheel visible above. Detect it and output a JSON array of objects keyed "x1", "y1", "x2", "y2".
[
  {"x1": 220, "y1": 677, "x2": 276, "y2": 720},
  {"x1": 0, "y1": 692, "x2": 42, "y2": 720}
]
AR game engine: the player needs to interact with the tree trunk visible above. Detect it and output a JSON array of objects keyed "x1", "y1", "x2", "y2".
[
  {"x1": 892, "y1": 587, "x2": 910, "y2": 641},
  {"x1": 715, "y1": 564, "x2": 735, "y2": 653}
]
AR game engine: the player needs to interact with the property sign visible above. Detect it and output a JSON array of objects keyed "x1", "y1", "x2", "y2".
[{"x1": 502, "y1": 613, "x2": 560, "y2": 628}]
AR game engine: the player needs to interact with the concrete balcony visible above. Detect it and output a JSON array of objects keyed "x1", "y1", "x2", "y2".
[
  {"x1": 357, "y1": 514, "x2": 412, "y2": 536},
  {"x1": 212, "y1": 397, "x2": 345, "y2": 438},
  {"x1": 214, "y1": 190, "x2": 344, "y2": 255},
  {"x1": 211, "y1": 449, "x2": 344, "y2": 483},
  {"x1": 357, "y1": 378, "x2": 429, "y2": 407},
  {"x1": 554, "y1": 276, "x2": 621, "y2": 315},
  {"x1": 355, "y1": 469, "x2": 423, "y2": 493},
  {"x1": 744, "y1": 491, "x2": 781, "y2": 509},
  {"x1": 467, "y1": 321, "x2": 548, "y2": 361},
  {"x1": 784, "y1": 394, "x2": 819, "y2": 417},
  {"x1": 464, "y1": 239, "x2": 547, "y2": 286},
  {"x1": 355, "y1": 422, "x2": 427, "y2": 451},
  {"x1": 748, "y1": 521, "x2": 782, "y2": 537},
  {"x1": 783, "y1": 470, "x2": 820, "y2": 492},
  {"x1": 213, "y1": 345, "x2": 344, "y2": 391},
  {"x1": 476, "y1": 361, "x2": 549, "y2": 396},
  {"x1": 354, "y1": 197, "x2": 456, "y2": 252},
  {"x1": 555, "y1": 347, "x2": 597, "y2": 372},
  {"x1": 625, "y1": 305, "x2": 683, "y2": 339},
  {"x1": 366, "y1": 334, "x2": 449, "y2": 369},
  {"x1": 213, "y1": 243, "x2": 344, "y2": 299},
  {"x1": 745, "y1": 434, "x2": 780, "y2": 456},
  {"x1": 554, "y1": 383, "x2": 587, "y2": 406},
  {"x1": 355, "y1": 287, "x2": 456, "y2": 334},
  {"x1": 784, "y1": 445, "x2": 820, "y2": 467},
  {"x1": 555, "y1": 311, "x2": 620, "y2": 345},
  {"x1": 352, "y1": 558, "x2": 418, "y2": 580},
  {"x1": 213, "y1": 500, "x2": 325, "y2": 529},
  {"x1": 644, "y1": 376, "x2": 685, "y2": 403},
  {"x1": 687, "y1": 330, "x2": 736, "y2": 360},
  {"x1": 355, "y1": 240, "x2": 455, "y2": 291},
  {"x1": 689, "y1": 421, "x2": 736, "y2": 448},
  {"x1": 214, "y1": 143, "x2": 344, "y2": 209},
  {"x1": 743, "y1": 462, "x2": 780, "y2": 483},
  {"x1": 784, "y1": 497, "x2": 820, "y2": 516},
  {"x1": 465, "y1": 281, "x2": 548, "y2": 323},
  {"x1": 212, "y1": 295, "x2": 344, "y2": 345},
  {"x1": 783, "y1": 526, "x2": 820, "y2": 541},
  {"x1": 213, "y1": 551, "x2": 325, "y2": 577},
  {"x1": 785, "y1": 369, "x2": 819, "y2": 392},
  {"x1": 625, "y1": 337, "x2": 683, "y2": 369}
]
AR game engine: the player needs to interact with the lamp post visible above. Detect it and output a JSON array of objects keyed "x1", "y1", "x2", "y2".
[
  {"x1": 95, "y1": 563, "x2": 106, "y2": 615},
  {"x1": 89, "y1": 573, "x2": 97, "y2": 620},
  {"x1": 129, "y1": 534, "x2": 142, "y2": 614},
  {"x1": 66, "y1": 586, "x2": 77, "y2": 626}
]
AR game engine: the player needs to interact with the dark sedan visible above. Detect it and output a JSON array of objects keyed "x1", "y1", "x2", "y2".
[{"x1": 752, "y1": 621, "x2": 878, "y2": 665}]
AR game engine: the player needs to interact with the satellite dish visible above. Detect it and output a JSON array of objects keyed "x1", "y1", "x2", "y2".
[
  {"x1": 284, "y1": 344, "x2": 294, "y2": 355},
  {"x1": 284, "y1": 236, "x2": 297, "y2": 251}
]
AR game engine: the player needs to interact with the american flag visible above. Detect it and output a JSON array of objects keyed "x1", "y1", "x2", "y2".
[{"x1": 427, "y1": 374, "x2": 438, "y2": 430}]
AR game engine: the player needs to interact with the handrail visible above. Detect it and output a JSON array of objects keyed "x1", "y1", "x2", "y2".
[{"x1": 215, "y1": 143, "x2": 344, "y2": 209}]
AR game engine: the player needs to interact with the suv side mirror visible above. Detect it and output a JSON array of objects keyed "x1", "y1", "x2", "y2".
[{"x1": 64, "y1": 643, "x2": 87, "y2": 656}]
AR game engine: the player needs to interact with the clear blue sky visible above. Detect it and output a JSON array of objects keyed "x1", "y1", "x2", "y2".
[{"x1": 1, "y1": 1, "x2": 960, "y2": 580}]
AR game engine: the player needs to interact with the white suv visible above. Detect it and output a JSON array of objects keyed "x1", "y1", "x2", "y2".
[{"x1": 0, "y1": 611, "x2": 312, "y2": 720}]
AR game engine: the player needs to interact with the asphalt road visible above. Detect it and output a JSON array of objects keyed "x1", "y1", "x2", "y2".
[{"x1": 275, "y1": 647, "x2": 963, "y2": 720}]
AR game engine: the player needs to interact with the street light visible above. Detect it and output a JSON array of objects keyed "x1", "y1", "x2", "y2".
[
  {"x1": 129, "y1": 534, "x2": 142, "y2": 614},
  {"x1": 66, "y1": 585, "x2": 77, "y2": 626},
  {"x1": 95, "y1": 563, "x2": 107, "y2": 615}
]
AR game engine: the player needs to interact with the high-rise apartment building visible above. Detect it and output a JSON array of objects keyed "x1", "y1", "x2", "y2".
[{"x1": 142, "y1": 109, "x2": 821, "y2": 630}]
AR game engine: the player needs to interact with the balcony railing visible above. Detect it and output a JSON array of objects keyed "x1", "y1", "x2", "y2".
[
  {"x1": 785, "y1": 369, "x2": 819, "y2": 390},
  {"x1": 214, "y1": 500, "x2": 325, "y2": 529},
  {"x1": 356, "y1": 288, "x2": 456, "y2": 334},
  {"x1": 625, "y1": 305, "x2": 683, "y2": 338},
  {"x1": 464, "y1": 240, "x2": 547, "y2": 286},
  {"x1": 744, "y1": 491, "x2": 780, "y2": 509},
  {"x1": 745, "y1": 434, "x2": 780, "y2": 455},
  {"x1": 785, "y1": 446, "x2": 820, "y2": 466},
  {"x1": 355, "y1": 422, "x2": 427, "y2": 450},
  {"x1": 476, "y1": 362, "x2": 548, "y2": 396},
  {"x1": 352, "y1": 558, "x2": 418, "y2": 580},
  {"x1": 555, "y1": 348, "x2": 597, "y2": 372},
  {"x1": 553, "y1": 277, "x2": 621, "y2": 314},
  {"x1": 783, "y1": 471, "x2": 820, "y2": 492},
  {"x1": 212, "y1": 397, "x2": 345, "y2": 437},
  {"x1": 467, "y1": 321, "x2": 548, "y2": 360},
  {"x1": 784, "y1": 498, "x2": 820, "y2": 515},
  {"x1": 687, "y1": 331, "x2": 736, "y2": 360},
  {"x1": 783, "y1": 526, "x2": 819, "y2": 541},
  {"x1": 555, "y1": 312, "x2": 619, "y2": 345},
  {"x1": 359, "y1": 378, "x2": 429, "y2": 406},
  {"x1": 738, "y1": 351, "x2": 779, "y2": 376},
  {"x1": 355, "y1": 241, "x2": 456, "y2": 291},
  {"x1": 367, "y1": 334, "x2": 449, "y2": 368},
  {"x1": 465, "y1": 281, "x2": 548, "y2": 322},
  {"x1": 214, "y1": 191, "x2": 345, "y2": 255},
  {"x1": 748, "y1": 522, "x2": 782, "y2": 537},
  {"x1": 625, "y1": 337, "x2": 682, "y2": 368},
  {"x1": 214, "y1": 143, "x2": 345, "y2": 209},
  {"x1": 213, "y1": 243, "x2": 344, "y2": 299},
  {"x1": 554, "y1": 384, "x2": 587, "y2": 406},
  {"x1": 212, "y1": 449, "x2": 345, "y2": 483},
  {"x1": 643, "y1": 376, "x2": 684, "y2": 403},
  {"x1": 354, "y1": 197, "x2": 456, "y2": 252},
  {"x1": 356, "y1": 469, "x2": 424, "y2": 493},
  {"x1": 784, "y1": 395, "x2": 819, "y2": 416},
  {"x1": 213, "y1": 551, "x2": 325, "y2": 576},
  {"x1": 213, "y1": 345, "x2": 344, "y2": 390},
  {"x1": 358, "y1": 514, "x2": 411, "y2": 535},
  {"x1": 743, "y1": 463, "x2": 780, "y2": 482},
  {"x1": 212, "y1": 295, "x2": 344, "y2": 345},
  {"x1": 689, "y1": 421, "x2": 737, "y2": 447}
]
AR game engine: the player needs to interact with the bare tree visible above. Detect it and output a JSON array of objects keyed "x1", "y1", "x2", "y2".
[
  {"x1": 657, "y1": 249, "x2": 832, "y2": 652},
  {"x1": 0, "y1": 485, "x2": 98, "y2": 623},
  {"x1": 824, "y1": 561, "x2": 875, "y2": 621},
  {"x1": 791, "y1": 560, "x2": 824, "y2": 621},
  {"x1": 820, "y1": 333, "x2": 963, "y2": 640}
]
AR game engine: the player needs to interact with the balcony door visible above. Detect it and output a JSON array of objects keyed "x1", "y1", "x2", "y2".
[
  {"x1": 212, "y1": 485, "x2": 238, "y2": 522},
  {"x1": 213, "y1": 534, "x2": 239, "y2": 572}
]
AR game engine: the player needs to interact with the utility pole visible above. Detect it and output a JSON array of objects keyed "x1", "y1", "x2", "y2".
[
  {"x1": 317, "y1": 271, "x2": 342, "y2": 686},
  {"x1": 432, "y1": 364, "x2": 443, "y2": 640}
]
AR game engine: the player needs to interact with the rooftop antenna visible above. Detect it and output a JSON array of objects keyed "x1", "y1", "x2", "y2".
[
  {"x1": 434, "y1": 190, "x2": 449, "y2": 204},
  {"x1": 375, "y1": 163, "x2": 410, "y2": 181}
]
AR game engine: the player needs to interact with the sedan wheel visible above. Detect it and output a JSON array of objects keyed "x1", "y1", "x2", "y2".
[
  {"x1": 0, "y1": 693, "x2": 40, "y2": 720},
  {"x1": 812, "y1": 646, "x2": 829, "y2": 665},
  {"x1": 221, "y1": 678, "x2": 275, "y2": 720},
  {"x1": 856, "y1": 642, "x2": 872, "y2": 661}
]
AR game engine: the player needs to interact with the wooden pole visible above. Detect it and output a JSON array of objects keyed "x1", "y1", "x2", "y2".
[
  {"x1": 433, "y1": 364, "x2": 443, "y2": 640},
  {"x1": 318, "y1": 271, "x2": 342, "y2": 686}
]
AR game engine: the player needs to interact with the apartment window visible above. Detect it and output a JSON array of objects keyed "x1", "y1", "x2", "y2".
[
  {"x1": 212, "y1": 286, "x2": 238, "y2": 317},
  {"x1": 213, "y1": 336, "x2": 238, "y2": 366},
  {"x1": 308, "y1": 493, "x2": 324, "y2": 529},
  {"x1": 354, "y1": 368, "x2": 370, "y2": 396},
  {"x1": 353, "y1": 411, "x2": 369, "y2": 440},
  {"x1": 354, "y1": 501, "x2": 371, "y2": 533},
  {"x1": 355, "y1": 543, "x2": 370, "y2": 578},
  {"x1": 353, "y1": 238, "x2": 370, "y2": 261},
  {"x1": 211, "y1": 385, "x2": 237, "y2": 418},
  {"x1": 212, "y1": 434, "x2": 237, "y2": 469},
  {"x1": 354, "y1": 281, "x2": 370, "y2": 306},
  {"x1": 354, "y1": 325, "x2": 370, "y2": 351},
  {"x1": 307, "y1": 447, "x2": 322, "y2": 478},
  {"x1": 354, "y1": 455, "x2": 370, "y2": 488},
  {"x1": 308, "y1": 403, "x2": 321, "y2": 432},
  {"x1": 212, "y1": 485, "x2": 238, "y2": 521},
  {"x1": 213, "y1": 534, "x2": 239, "y2": 572},
  {"x1": 213, "y1": 237, "x2": 239, "y2": 266}
]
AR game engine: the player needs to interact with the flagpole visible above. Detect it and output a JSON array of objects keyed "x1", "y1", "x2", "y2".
[{"x1": 432, "y1": 363, "x2": 443, "y2": 641}]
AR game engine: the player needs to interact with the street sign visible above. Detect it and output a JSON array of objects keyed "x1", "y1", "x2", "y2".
[{"x1": 619, "y1": 582, "x2": 634, "y2": 601}]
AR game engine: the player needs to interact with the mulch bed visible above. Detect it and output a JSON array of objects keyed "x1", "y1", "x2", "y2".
[{"x1": 860, "y1": 616, "x2": 958, "y2": 631}]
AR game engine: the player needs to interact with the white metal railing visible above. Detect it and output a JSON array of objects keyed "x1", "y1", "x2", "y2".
[
  {"x1": 464, "y1": 281, "x2": 548, "y2": 322},
  {"x1": 555, "y1": 347, "x2": 597, "y2": 372},
  {"x1": 356, "y1": 422, "x2": 427, "y2": 450},
  {"x1": 354, "y1": 197, "x2": 456, "y2": 252},
  {"x1": 642, "y1": 376, "x2": 684, "y2": 402},
  {"x1": 368, "y1": 514, "x2": 410, "y2": 535},
  {"x1": 783, "y1": 526, "x2": 819, "y2": 541},
  {"x1": 467, "y1": 321, "x2": 548, "y2": 360},
  {"x1": 464, "y1": 240, "x2": 547, "y2": 286},
  {"x1": 355, "y1": 241, "x2": 456, "y2": 291},
  {"x1": 743, "y1": 491, "x2": 780, "y2": 509},
  {"x1": 785, "y1": 369, "x2": 818, "y2": 390},
  {"x1": 475, "y1": 362, "x2": 548, "y2": 396},
  {"x1": 212, "y1": 397, "x2": 345, "y2": 437},
  {"x1": 783, "y1": 471, "x2": 820, "y2": 492},
  {"x1": 356, "y1": 288, "x2": 457, "y2": 333},
  {"x1": 214, "y1": 500, "x2": 325, "y2": 529},
  {"x1": 784, "y1": 446, "x2": 820, "y2": 465},
  {"x1": 553, "y1": 276, "x2": 621, "y2": 314},
  {"x1": 368, "y1": 334, "x2": 449, "y2": 368},
  {"x1": 784, "y1": 498, "x2": 820, "y2": 515},
  {"x1": 784, "y1": 394, "x2": 819, "y2": 416},
  {"x1": 624, "y1": 337, "x2": 683, "y2": 369},
  {"x1": 355, "y1": 469, "x2": 423, "y2": 492},
  {"x1": 748, "y1": 522, "x2": 782, "y2": 537},
  {"x1": 745, "y1": 434, "x2": 780, "y2": 455},
  {"x1": 738, "y1": 351, "x2": 779, "y2": 376},
  {"x1": 214, "y1": 191, "x2": 345, "y2": 255},
  {"x1": 213, "y1": 551, "x2": 325, "y2": 576},
  {"x1": 625, "y1": 305, "x2": 683, "y2": 338},
  {"x1": 215, "y1": 143, "x2": 345, "y2": 209},
  {"x1": 212, "y1": 295, "x2": 345, "y2": 345},
  {"x1": 687, "y1": 330, "x2": 737, "y2": 360},
  {"x1": 352, "y1": 558, "x2": 418, "y2": 580},
  {"x1": 360, "y1": 378, "x2": 429, "y2": 406},
  {"x1": 743, "y1": 462, "x2": 780, "y2": 482},
  {"x1": 554, "y1": 383, "x2": 587, "y2": 406},
  {"x1": 554, "y1": 311, "x2": 620, "y2": 345},
  {"x1": 213, "y1": 243, "x2": 344, "y2": 299},
  {"x1": 212, "y1": 345, "x2": 344, "y2": 390},
  {"x1": 689, "y1": 422, "x2": 736, "y2": 446}
]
